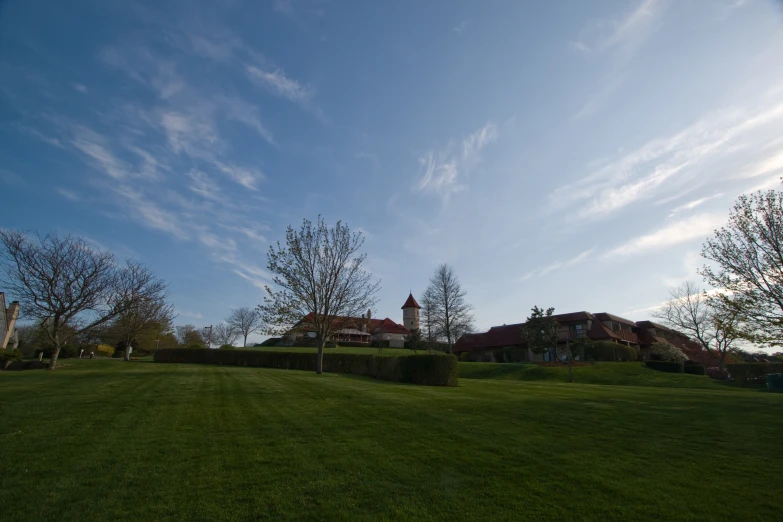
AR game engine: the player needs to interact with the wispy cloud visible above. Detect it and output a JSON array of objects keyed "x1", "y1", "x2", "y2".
[
  {"x1": 417, "y1": 122, "x2": 498, "y2": 201},
  {"x1": 554, "y1": 99, "x2": 783, "y2": 220},
  {"x1": 246, "y1": 65, "x2": 311, "y2": 102},
  {"x1": 56, "y1": 188, "x2": 79, "y2": 201},
  {"x1": 113, "y1": 185, "x2": 190, "y2": 240},
  {"x1": 453, "y1": 20, "x2": 469, "y2": 33},
  {"x1": 213, "y1": 161, "x2": 264, "y2": 191},
  {"x1": 668, "y1": 193, "x2": 723, "y2": 217},
  {"x1": 607, "y1": 213, "x2": 725, "y2": 256},
  {"x1": 71, "y1": 126, "x2": 130, "y2": 179},
  {"x1": 71, "y1": 82, "x2": 87, "y2": 93},
  {"x1": 518, "y1": 248, "x2": 595, "y2": 282}
]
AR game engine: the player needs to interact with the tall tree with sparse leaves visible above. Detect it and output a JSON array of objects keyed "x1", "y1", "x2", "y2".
[
  {"x1": 213, "y1": 323, "x2": 239, "y2": 347},
  {"x1": 423, "y1": 264, "x2": 474, "y2": 354},
  {"x1": 259, "y1": 217, "x2": 380, "y2": 374},
  {"x1": 701, "y1": 190, "x2": 783, "y2": 347}
]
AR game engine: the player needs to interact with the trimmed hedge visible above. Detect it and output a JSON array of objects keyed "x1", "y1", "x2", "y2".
[
  {"x1": 645, "y1": 360, "x2": 684, "y2": 373},
  {"x1": 153, "y1": 348, "x2": 458, "y2": 386},
  {"x1": 684, "y1": 364, "x2": 706, "y2": 375},
  {"x1": 726, "y1": 363, "x2": 783, "y2": 386},
  {"x1": 584, "y1": 341, "x2": 637, "y2": 362}
]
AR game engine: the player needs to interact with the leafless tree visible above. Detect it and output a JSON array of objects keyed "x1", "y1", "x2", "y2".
[
  {"x1": 701, "y1": 190, "x2": 783, "y2": 347},
  {"x1": 423, "y1": 263, "x2": 475, "y2": 354},
  {"x1": 106, "y1": 263, "x2": 174, "y2": 361},
  {"x1": 176, "y1": 324, "x2": 205, "y2": 347},
  {"x1": 420, "y1": 286, "x2": 440, "y2": 346},
  {"x1": 259, "y1": 216, "x2": 380, "y2": 374},
  {"x1": 212, "y1": 323, "x2": 239, "y2": 347},
  {"x1": 227, "y1": 307, "x2": 263, "y2": 347},
  {"x1": 0, "y1": 230, "x2": 166, "y2": 369},
  {"x1": 653, "y1": 281, "x2": 740, "y2": 369}
]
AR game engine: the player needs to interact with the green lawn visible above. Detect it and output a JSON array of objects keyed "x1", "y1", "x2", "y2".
[
  {"x1": 458, "y1": 361, "x2": 744, "y2": 390},
  {"x1": 1, "y1": 360, "x2": 782, "y2": 521}
]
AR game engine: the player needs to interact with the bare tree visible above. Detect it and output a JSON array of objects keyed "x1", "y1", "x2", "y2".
[
  {"x1": 0, "y1": 230, "x2": 165, "y2": 369},
  {"x1": 212, "y1": 323, "x2": 239, "y2": 347},
  {"x1": 420, "y1": 286, "x2": 439, "y2": 346},
  {"x1": 701, "y1": 190, "x2": 783, "y2": 346},
  {"x1": 105, "y1": 263, "x2": 174, "y2": 361},
  {"x1": 424, "y1": 263, "x2": 474, "y2": 354},
  {"x1": 259, "y1": 217, "x2": 380, "y2": 374},
  {"x1": 176, "y1": 324, "x2": 205, "y2": 347},
  {"x1": 653, "y1": 281, "x2": 740, "y2": 369},
  {"x1": 227, "y1": 307, "x2": 262, "y2": 347}
]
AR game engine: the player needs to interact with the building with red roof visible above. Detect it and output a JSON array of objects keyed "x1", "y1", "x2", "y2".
[
  {"x1": 284, "y1": 293, "x2": 422, "y2": 348},
  {"x1": 453, "y1": 311, "x2": 700, "y2": 362}
]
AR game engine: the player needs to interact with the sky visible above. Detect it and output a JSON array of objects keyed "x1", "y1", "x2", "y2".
[{"x1": 2, "y1": 0, "x2": 783, "y2": 345}]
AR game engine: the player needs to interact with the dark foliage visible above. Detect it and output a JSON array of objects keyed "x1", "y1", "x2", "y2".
[
  {"x1": 726, "y1": 363, "x2": 783, "y2": 386},
  {"x1": 153, "y1": 348, "x2": 458, "y2": 386},
  {"x1": 684, "y1": 364, "x2": 706, "y2": 375},
  {"x1": 584, "y1": 341, "x2": 636, "y2": 361},
  {"x1": 645, "y1": 360, "x2": 684, "y2": 373}
]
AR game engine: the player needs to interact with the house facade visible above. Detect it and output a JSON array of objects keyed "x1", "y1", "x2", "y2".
[
  {"x1": 453, "y1": 311, "x2": 699, "y2": 362},
  {"x1": 284, "y1": 293, "x2": 420, "y2": 348}
]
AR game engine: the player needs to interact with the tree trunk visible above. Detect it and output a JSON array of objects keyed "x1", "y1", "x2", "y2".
[
  {"x1": 316, "y1": 338, "x2": 325, "y2": 375},
  {"x1": 47, "y1": 344, "x2": 61, "y2": 370},
  {"x1": 243, "y1": 334, "x2": 248, "y2": 348},
  {"x1": 124, "y1": 341, "x2": 131, "y2": 362}
]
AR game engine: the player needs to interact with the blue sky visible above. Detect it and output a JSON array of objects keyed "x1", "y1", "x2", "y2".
[{"x1": 2, "y1": 0, "x2": 783, "y2": 344}]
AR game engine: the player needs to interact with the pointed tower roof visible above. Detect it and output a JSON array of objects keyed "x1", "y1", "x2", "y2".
[{"x1": 401, "y1": 293, "x2": 421, "y2": 309}]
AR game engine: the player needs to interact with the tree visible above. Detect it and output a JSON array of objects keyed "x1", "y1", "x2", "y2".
[
  {"x1": 227, "y1": 307, "x2": 263, "y2": 347},
  {"x1": 420, "y1": 287, "x2": 439, "y2": 348},
  {"x1": 650, "y1": 341, "x2": 687, "y2": 363},
  {"x1": 213, "y1": 323, "x2": 239, "y2": 347},
  {"x1": 423, "y1": 264, "x2": 474, "y2": 354},
  {"x1": 701, "y1": 190, "x2": 783, "y2": 347},
  {"x1": 0, "y1": 230, "x2": 165, "y2": 370},
  {"x1": 405, "y1": 328, "x2": 423, "y2": 353},
  {"x1": 653, "y1": 281, "x2": 740, "y2": 369},
  {"x1": 176, "y1": 324, "x2": 205, "y2": 347},
  {"x1": 259, "y1": 217, "x2": 380, "y2": 374},
  {"x1": 103, "y1": 263, "x2": 174, "y2": 361},
  {"x1": 523, "y1": 306, "x2": 576, "y2": 381}
]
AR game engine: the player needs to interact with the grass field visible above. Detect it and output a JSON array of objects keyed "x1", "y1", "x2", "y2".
[{"x1": 2, "y1": 360, "x2": 782, "y2": 521}]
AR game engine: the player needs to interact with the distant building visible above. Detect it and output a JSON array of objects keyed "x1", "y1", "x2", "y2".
[
  {"x1": 284, "y1": 293, "x2": 421, "y2": 348},
  {"x1": 453, "y1": 311, "x2": 699, "y2": 362},
  {"x1": 0, "y1": 292, "x2": 20, "y2": 350}
]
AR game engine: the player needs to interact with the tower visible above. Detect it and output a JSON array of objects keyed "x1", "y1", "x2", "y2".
[{"x1": 401, "y1": 292, "x2": 421, "y2": 331}]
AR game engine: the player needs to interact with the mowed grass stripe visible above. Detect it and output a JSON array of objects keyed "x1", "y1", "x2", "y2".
[{"x1": 1, "y1": 360, "x2": 781, "y2": 521}]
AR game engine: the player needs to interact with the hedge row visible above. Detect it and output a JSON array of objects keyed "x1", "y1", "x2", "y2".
[
  {"x1": 153, "y1": 348, "x2": 458, "y2": 386},
  {"x1": 583, "y1": 341, "x2": 638, "y2": 362},
  {"x1": 645, "y1": 360, "x2": 684, "y2": 373},
  {"x1": 684, "y1": 364, "x2": 706, "y2": 375},
  {"x1": 726, "y1": 363, "x2": 783, "y2": 386}
]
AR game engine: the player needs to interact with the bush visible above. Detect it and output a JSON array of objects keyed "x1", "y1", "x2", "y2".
[
  {"x1": 153, "y1": 348, "x2": 459, "y2": 386},
  {"x1": 645, "y1": 360, "x2": 684, "y2": 373},
  {"x1": 1, "y1": 349, "x2": 23, "y2": 369},
  {"x1": 219, "y1": 344, "x2": 235, "y2": 350},
  {"x1": 35, "y1": 344, "x2": 80, "y2": 359},
  {"x1": 335, "y1": 341, "x2": 372, "y2": 348},
  {"x1": 459, "y1": 352, "x2": 472, "y2": 362},
  {"x1": 684, "y1": 364, "x2": 706, "y2": 375},
  {"x1": 650, "y1": 342, "x2": 687, "y2": 363},
  {"x1": 96, "y1": 344, "x2": 115, "y2": 358},
  {"x1": 706, "y1": 366, "x2": 730, "y2": 380},
  {"x1": 257, "y1": 338, "x2": 281, "y2": 347},
  {"x1": 583, "y1": 341, "x2": 636, "y2": 361},
  {"x1": 726, "y1": 363, "x2": 783, "y2": 386}
]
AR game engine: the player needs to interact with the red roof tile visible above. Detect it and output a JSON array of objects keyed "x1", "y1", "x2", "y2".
[
  {"x1": 401, "y1": 293, "x2": 421, "y2": 309},
  {"x1": 295, "y1": 312, "x2": 410, "y2": 335}
]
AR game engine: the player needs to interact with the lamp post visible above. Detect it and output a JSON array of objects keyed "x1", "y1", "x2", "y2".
[
  {"x1": 203, "y1": 325, "x2": 213, "y2": 349},
  {"x1": 154, "y1": 339, "x2": 160, "y2": 354}
]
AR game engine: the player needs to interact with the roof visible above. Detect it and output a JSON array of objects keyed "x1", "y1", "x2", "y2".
[
  {"x1": 295, "y1": 312, "x2": 410, "y2": 336},
  {"x1": 593, "y1": 312, "x2": 637, "y2": 327},
  {"x1": 552, "y1": 311, "x2": 593, "y2": 323},
  {"x1": 401, "y1": 293, "x2": 421, "y2": 309}
]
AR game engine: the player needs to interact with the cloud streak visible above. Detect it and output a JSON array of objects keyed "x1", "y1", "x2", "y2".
[
  {"x1": 607, "y1": 213, "x2": 725, "y2": 256},
  {"x1": 246, "y1": 65, "x2": 312, "y2": 103},
  {"x1": 518, "y1": 248, "x2": 595, "y2": 282}
]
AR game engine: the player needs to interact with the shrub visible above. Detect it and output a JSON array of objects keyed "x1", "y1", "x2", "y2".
[
  {"x1": 645, "y1": 360, "x2": 684, "y2": 373},
  {"x1": 219, "y1": 344, "x2": 235, "y2": 350},
  {"x1": 684, "y1": 364, "x2": 706, "y2": 375},
  {"x1": 153, "y1": 348, "x2": 459, "y2": 386},
  {"x1": 35, "y1": 344, "x2": 80, "y2": 359},
  {"x1": 257, "y1": 338, "x2": 281, "y2": 347},
  {"x1": 459, "y1": 352, "x2": 472, "y2": 362},
  {"x1": 96, "y1": 344, "x2": 115, "y2": 358},
  {"x1": 650, "y1": 342, "x2": 687, "y2": 363},
  {"x1": 583, "y1": 341, "x2": 636, "y2": 361},
  {"x1": 706, "y1": 366, "x2": 730, "y2": 380},
  {"x1": 726, "y1": 363, "x2": 783, "y2": 386},
  {"x1": 335, "y1": 341, "x2": 372, "y2": 348},
  {"x1": 1, "y1": 349, "x2": 23, "y2": 369}
]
